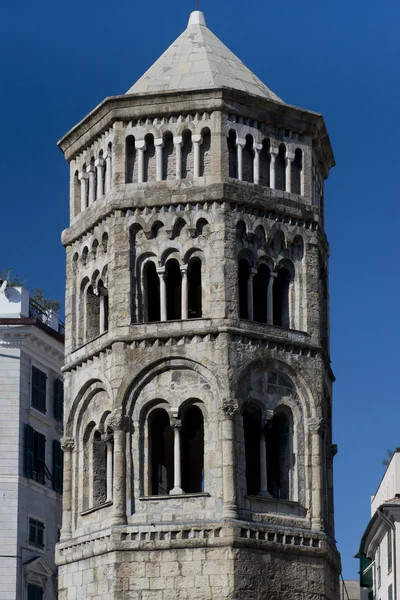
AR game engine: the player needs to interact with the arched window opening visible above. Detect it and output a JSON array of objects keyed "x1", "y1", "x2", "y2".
[
  {"x1": 272, "y1": 230, "x2": 285, "y2": 257},
  {"x1": 238, "y1": 258, "x2": 250, "y2": 319},
  {"x1": 188, "y1": 257, "x2": 202, "y2": 318},
  {"x1": 144, "y1": 262, "x2": 160, "y2": 322},
  {"x1": 253, "y1": 264, "x2": 270, "y2": 323},
  {"x1": 200, "y1": 128, "x2": 211, "y2": 177},
  {"x1": 106, "y1": 142, "x2": 112, "y2": 191},
  {"x1": 90, "y1": 156, "x2": 97, "y2": 202},
  {"x1": 181, "y1": 130, "x2": 193, "y2": 179},
  {"x1": 82, "y1": 163, "x2": 89, "y2": 208},
  {"x1": 165, "y1": 259, "x2": 182, "y2": 320},
  {"x1": 149, "y1": 409, "x2": 174, "y2": 495},
  {"x1": 102, "y1": 232, "x2": 108, "y2": 253},
  {"x1": 98, "y1": 279, "x2": 109, "y2": 333},
  {"x1": 243, "y1": 134, "x2": 254, "y2": 183},
  {"x1": 228, "y1": 130, "x2": 237, "y2": 178},
  {"x1": 275, "y1": 144, "x2": 286, "y2": 191},
  {"x1": 292, "y1": 235, "x2": 304, "y2": 262},
  {"x1": 181, "y1": 405, "x2": 204, "y2": 493},
  {"x1": 273, "y1": 267, "x2": 291, "y2": 328},
  {"x1": 125, "y1": 135, "x2": 136, "y2": 183},
  {"x1": 291, "y1": 149, "x2": 302, "y2": 195},
  {"x1": 236, "y1": 221, "x2": 247, "y2": 242},
  {"x1": 171, "y1": 218, "x2": 186, "y2": 240},
  {"x1": 74, "y1": 170, "x2": 80, "y2": 216},
  {"x1": 267, "y1": 412, "x2": 292, "y2": 500},
  {"x1": 86, "y1": 285, "x2": 100, "y2": 340},
  {"x1": 243, "y1": 405, "x2": 261, "y2": 495},
  {"x1": 254, "y1": 225, "x2": 266, "y2": 248},
  {"x1": 144, "y1": 134, "x2": 155, "y2": 182},
  {"x1": 195, "y1": 218, "x2": 209, "y2": 238},
  {"x1": 259, "y1": 139, "x2": 270, "y2": 187},
  {"x1": 92, "y1": 430, "x2": 107, "y2": 507},
  {"x1": 162, "y1": 132, "x2": 174, "y2": 180}
]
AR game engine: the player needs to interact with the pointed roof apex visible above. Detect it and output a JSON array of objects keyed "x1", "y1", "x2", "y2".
[
  {"x1": 188, "y1": 11, "x2": 206, "y2": 26},
  {"x1": 126, "y1": 12, "x2": 283, "y2": 102}
]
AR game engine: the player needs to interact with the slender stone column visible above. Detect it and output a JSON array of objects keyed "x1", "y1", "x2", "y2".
[
  {"x1": 95, "y1": 158, "x2": 105, "y2": 198},
  {"x1": 181, "y1": 265, "x2": 188, "y2": 319},
  {"x1": 259, "y1": 410, "x2": 273, "y2": 497},
  {"x1": 170, "y1": 417, "x2": 183, "y2": 495},
  {"x1": 155, "y1": 138, "x2": 164, "y2": 181},
  {"x1": 104, "y1": 151, "x2": 112, "y2": 193},
  {"x1": 78, "y1": 171, "x2": 88, "y2": 211},
  {"x1": 221, "y1": 400, "x2": 239, "y2": 518},
  {"x1": 285, "y1": 151, "x2": 295, "y2": 193},
  {"x1": 267, "y1": 272, "x2": 277, "y2": 325},
  {"x1": 135, "y1": 140, "x2": 146, "y2": 183},
  {"x1": 174, "y1": 137, "x2": 183, "y2": 179},
  {"x1": 247, "y1": 268, "x2": 257, "y2": 321},
  {"x1": 87, "y1": 164, "x2": 96, "y2": 205},
  {"x1": 192, "y1": 134, "x2": 203, "y2": 178},
  {"x1": 156, "y1": 267, "x2": 167, "y2": 321},
  {"x1": 60, "y1": 437, "x2": 74, "y2": 541},
  {"x1": 106, "y1": 438, "x2": 113, "y2": 503},
  {"x1": 236, "y1": 138, "x2": 245, "y2": 180},
  {"x1": 270, "y1": 148, "x2": 278, "y2": 189},
  {"x1": 109, "y1": 414, "x2": 129, "y2": 525},
  {"x1": 253, "y1": 143, "x2": 262, "y2": 184},
  {"x1": 308, "y1": 417, "x2": 325, "y2": 531}
]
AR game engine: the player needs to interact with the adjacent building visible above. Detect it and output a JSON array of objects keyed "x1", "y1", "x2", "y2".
[
  {"x1": 56, "y1": 9, "x2": 340, "y2": 600},
  {"x1": 0, "y1": 284, "x2": 64, "y2": 600},
  {"x1": 359, "y1": 452, "x2": 400, "y2": 600}
]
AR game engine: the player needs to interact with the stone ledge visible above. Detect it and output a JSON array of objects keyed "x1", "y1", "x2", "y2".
[
  {"x1": 140, "y1": 493, "x2": 210, "y2": 501},
  {"x1": 80, "y1": 500, "x2": 113, "y2": 516}
]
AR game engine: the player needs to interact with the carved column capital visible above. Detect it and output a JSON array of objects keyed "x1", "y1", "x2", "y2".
[
  {"x1": 220, "y1": 398, "x2": 239, "y2": 419},
  {"x1": 61, "y1": 437, "x2": 74, "y2": 451},
  {"x1": 108, "y1": 412, "x2": 129, "y2": 433},
  {"x1": 308, "y1": 417, "x2": 325, "y2": 434}
]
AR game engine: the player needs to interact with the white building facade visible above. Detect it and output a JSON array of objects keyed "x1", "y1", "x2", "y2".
[
  {"x1": 359, "y1": 452, "x2": 400, "y2": 600},
  {"x1": 0, "y1": 285, "x2": 64, "y2": 600}
]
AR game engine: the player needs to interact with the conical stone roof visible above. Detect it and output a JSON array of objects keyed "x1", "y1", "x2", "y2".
[{"x1": 126, "y1": 11, "x2": 283, "y2": 102}]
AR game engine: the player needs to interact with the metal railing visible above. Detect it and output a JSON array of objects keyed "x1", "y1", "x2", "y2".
[{"x1": 29, "y1": 298, "x2": 65, "y2": 335}]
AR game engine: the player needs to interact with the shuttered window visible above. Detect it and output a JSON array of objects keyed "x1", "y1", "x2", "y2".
[
  {"x1": 27, "y1": 584, "x2": 43, "y2": 600},
  {"x1": 53, "y1": 440, "x2": 63, "y2": 493},
  {"x1": 29, "y1": 518, "x2": 45, "y2": 548},
  {"x1": 25, "y1": 424, "x2": 46, "y2": 485},
  {"x1": 388, "y1": 529, "x2": 393, "y2": 573},
  {"x1": 32, "y1": 367, "x2": 47, "y2": 413},
  {"x1": 53, "y1": 378, "x2": 63, "y2": 421}
]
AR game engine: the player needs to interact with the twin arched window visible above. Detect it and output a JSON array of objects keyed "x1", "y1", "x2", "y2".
[
  {"x1": 83, "y1": 423, "x2": 113, "y2": 511},
  {"x1": 238, "y1": 260, "x2": 291, "y2": 328},
  {"x1": 148, "y1": 404, "x2": 204, "y2": 496},
  {"x1": 143, "y1": 256, "x2": 202, "y2": 323},
  {"x1": 243, "y1": 405, "x2": 293, "y2": 500}
]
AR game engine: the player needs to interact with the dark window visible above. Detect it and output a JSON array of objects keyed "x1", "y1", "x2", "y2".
[
  {"x1": 28, "y1": 584, "x2": 43, "y2": 600},
  {"x1": 32, "y1": 367, "x2": 46, "y2": 413},
  {"x1": 253, "y1": 264, "x2": 270, "y2": 323},
  {"x1": 92, "y1": 431, "x2": 107, "y2": 507},
  {"x1": 165, "y1": 259, "x2": 182, "y2": 320},
  {"x1": 125, "y1": 135, "x2": 136, "y2": 183},
  {"x1": 228, "y1": 130, "x2": 237, "y2": 178},
  {"x1": 267, "y1": 412, "x2": 291, "y2": 500},
  {"x1": 29, "y1": 518, "x2": 45, "y2": 549},
  {"x1": 53, "y1": 440, "x2": 63, "y2": 493},
  {"x1": 25, "y1": 425, "x2": 46, "y2": 485},
  {"x1": 238, "y1": 259, "x2": 250, "y2": 319},
  {"x1": 188, "y1": 258, "x2": 202, "y2": 318},
  {"x1": 273, "y1": 268, "x2": 291, "y2": 328},
  {"x1": 388, "y1": 529, "x2": 393, "y2": 572},
  {"x1": 181, "y1": 405, "x2": 204, "y2": 493},
  {"x1": 149, "y1": 409, "x2": 173, "y2": 495},
  {"x1": 53, "y1": 378, "x2": 63, "y2": 421},
  {"x1": 243, "y1": 406, "x2": 261, "y2": 495},
  {"x1": 144, "y1": 262, "x2": 160, "y2": 322}
]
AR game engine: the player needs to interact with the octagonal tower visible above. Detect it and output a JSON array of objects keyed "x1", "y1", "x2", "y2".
[{"x1": 56, "y1": 11, "x2": 340, "y2": 600}]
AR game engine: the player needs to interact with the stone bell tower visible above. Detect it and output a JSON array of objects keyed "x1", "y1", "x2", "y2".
[{"x1": 56, "y1": 10, "x2": 340, "y2": 600}]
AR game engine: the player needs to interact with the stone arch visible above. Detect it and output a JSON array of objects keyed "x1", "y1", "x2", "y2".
[
  {"x1": 200, "y1": 127, "x2": 211, "y2": 177},
  {"x1": 171, "y1": 217, "x2": 188, "y2": 240},
  {"x1": 136, "y1": 253, "x2": 159, "y2": 323}
]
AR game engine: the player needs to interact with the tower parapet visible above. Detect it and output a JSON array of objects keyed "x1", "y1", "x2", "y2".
[{"x1": 57, "y1": 11, "x2": 339, "y2": 600}]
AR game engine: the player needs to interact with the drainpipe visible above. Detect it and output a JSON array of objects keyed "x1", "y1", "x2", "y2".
[{"x1": 377, "y1": 508, "x2": 397, "y2": 600}]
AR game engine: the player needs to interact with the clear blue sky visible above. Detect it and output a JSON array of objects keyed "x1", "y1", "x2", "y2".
[{"x1": 1, "y1": 0, "x2": 399, "y2": 579}]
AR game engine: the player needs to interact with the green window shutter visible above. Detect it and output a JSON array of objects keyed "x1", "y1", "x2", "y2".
[
  {"x1": 360, "y1": 553, "x2": 373, "y2": 587},
  {"x1": 388, "y1": 529, "x2": 393, "y2": 572},
  {"x1": 37, "y1": 432, "x2": 46, "y2": 485},
  {"x1": 25, "y1": 424, "x2": 34, "y2": 479},
  {"x1": 53, "y1": 440, "x2": 63, "y2": 493},
  {"x1": 53, "y1": 378, "x2": 63, "y2": 421},
  {"x1": 389, "y1": 584, "x2": 393, "y2": 600},
  {"x1": 29, "y1": 518, "x2": 36, "y2": 544},
  {"x1": 32, "y1": 367, "x2": 47, "y2": 413}
]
